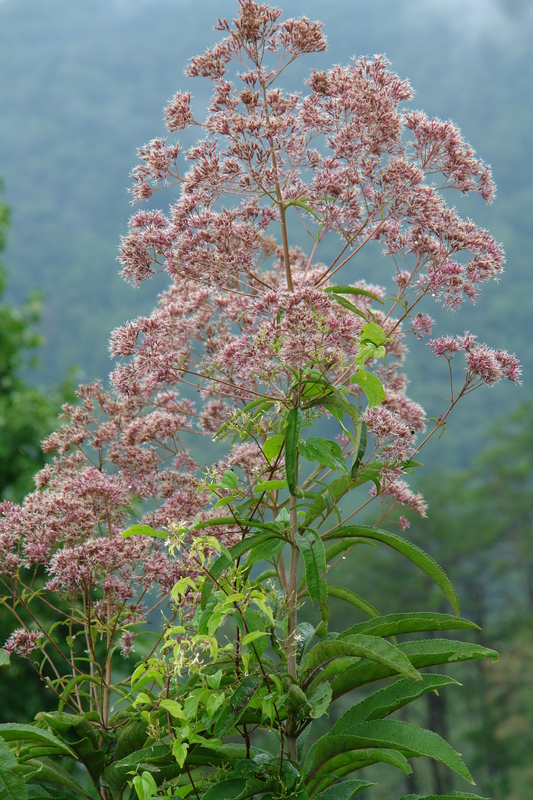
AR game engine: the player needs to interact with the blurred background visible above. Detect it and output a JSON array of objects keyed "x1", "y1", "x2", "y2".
[{"x1": 0, "y1": 0, "x2": 531, "y2": 797}]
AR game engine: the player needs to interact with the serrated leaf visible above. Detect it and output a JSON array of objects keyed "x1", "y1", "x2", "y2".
[
  {"x1": 0, "y1": 725, "x2": 75, "y2": 758},
  {"x1": 342, "y1": 612, "x2": 479, "y2": 639},
  {"x1": 314, "y1": 779, "x2": 374, "y2": 800},
  {"x1": 332, "y1": 674, "x2": 460, "y2": 730},
  {"x1": 327, "y1": 586, "x2": 379, "y2": 618},
  {"x1": 399, "y1": 794, "x2": 488, "y2": 800},
  {"x1": 323, "y1": 526, "x2": 460, "y2": 615},
  {"x1": 304, "y1": 737, "x2": 411, "y2": 786},
  {"x1": 303, "y1": 634, "x2": 420, "y2": 683},
  {"x1": 0, "y1": 737, "x2": 27, "y2": 800},
  {"x1": 286, "y1": 407, "x2": 303, "y2": 496},
  {"x1": 324, "y1": 720, "x2": 474, "y2": 783},
  {"x1": 296, "y1": 530, "x2": 327, "y2": 611},
  {"x1": 323, "y1": 639, "x2": 498, "y2": 701},
  {"x1": 299, "y1": 437, "x2": 346, "y2": 472}
]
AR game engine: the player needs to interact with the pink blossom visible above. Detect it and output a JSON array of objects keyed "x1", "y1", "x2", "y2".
[{"x1": 4, "y1": 628, "x2": 41, "y2": 657}]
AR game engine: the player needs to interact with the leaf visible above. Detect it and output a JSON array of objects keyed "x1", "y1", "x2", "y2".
[
  {"x1": 17, "y1": 756, "x2": 93, "y2": 799},
  {"x1": 350, "y1": 421, "x2": 367, "y2": 477},
  {"x1": 299, "y1": 437, "x2": 347, "y2": 473},
  {"x1": 303, "y1": 635, "x2": 421, "y2": 683},
  {"x1": 212, "y1": 677, "x2": 262, "y2": 737},
  {"x1": 399, "y1": 794, "x2": 488, "y2": 800},
  {"x1": 285, "y1": 407, "x2": 303, "y2": 496},
  {"x1": 0, "y1": 650, "x2": 9, "y2": 667},
  {"x1": 262, "y1": 435, "x2": 285, "y2": 462},
  {"x1": 360, "y1": 322, "x2": 389, "y2": 346},
  {"x1": 324, "y1": 286, "x2": 384, "y2": 305},
  {"x1": 310, "y1": 720, "x2": 474, "y2": 785},
  {"x1": 304, "y1": 737, "x2": 411, "y2": 787},
  {"x1": 202, "y1": 779, "x2": 249, "y2": 800},
  {"x1": 313, "y1": 779, "x2": 375, "y2": 800},
  {"x1": 0, "y1": 736, "x2": 27, "y2": 800},
  {"x1": 342, "y1": 612, "x2": 479, "y2": 639},
  {"x1": 322, "y1": 526, "x2": 460, "y2": 615},
  {"x1": 121, "y1": 524, "x2": 167, "y2": 539},
  {"x1": 296, "y1": 531, "x2": 327, "y2": 613},
  {"x1": 0, "y1": 725, "x2": 75, "y2": 758},
  {"x1": 254, "y1": 479, "x2": 288, "y2": 493},
  {"x1": 332, "y1": 674, "x2": 460, "y2": 730},
  {"x1": 307, "y1": 683, "x2": 332, "y2": 719},
  {"x1": 324, "y1": 639, "x2": 499, "y2": 701},
  {"x1": 132, "y1": 771, "x2": 158, "y2": 800},
  {"x1": 350, "y1": 371, "x2": 385, "y2": 406},
  {"x1": 245, "y1": 537, "x2": 285, "y2": 568},
  {"x1": 326, "y1": 586, "x2": 379, "y2": 619},
  {"x1": 101, "y1": 743, "x2": 173, "y2": 799}
]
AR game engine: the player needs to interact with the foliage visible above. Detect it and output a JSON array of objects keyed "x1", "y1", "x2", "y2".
[
  {"x1": 0, "y1": 180, "x2": 75, "y2": 724},
  {"x1": 0, "y1": 3, "x2": 520, "y2": 799}
]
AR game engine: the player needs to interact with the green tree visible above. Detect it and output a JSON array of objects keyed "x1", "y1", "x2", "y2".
[{"x1": 0, "y1": 180, "x2": 73, "y2": 722}]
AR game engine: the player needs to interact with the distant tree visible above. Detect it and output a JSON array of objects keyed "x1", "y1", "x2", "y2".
[{"x1": 0, "y1": 179, "x2": 73, "y2": 721}]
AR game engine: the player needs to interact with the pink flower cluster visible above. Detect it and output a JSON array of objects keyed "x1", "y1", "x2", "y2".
[{"x1": 429, "y1": 332, "x2": 521, "y2": 387}]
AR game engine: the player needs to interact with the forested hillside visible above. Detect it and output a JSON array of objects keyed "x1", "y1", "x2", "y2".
[{"x1": 0, "y1": 0, "x2": 530, "y2": 470}]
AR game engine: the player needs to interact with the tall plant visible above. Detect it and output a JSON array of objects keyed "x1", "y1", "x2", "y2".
[{"x1": 0, "y1": 3, "x2": 520, "y2": 799}]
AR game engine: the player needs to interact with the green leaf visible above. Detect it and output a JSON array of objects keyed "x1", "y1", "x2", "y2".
[
  {"x1": 202, "y1": 779, "x2": 248, "y2": 800},
  {"x1": 133, "y1": 771, "x2": 158, "y2": 800},
  {"x1": 101, "y1": 743, "x2": 173, "y2": 799},
  {"x1": 0, "y1": 650, "x2": 9, "y2": 667},
  {"x1": 324, "y1": 286, "x2": 384, "y2": 305},
  {"x1": 342, "y1": 612, "x2": 479, "y2": 639},
  {"x1": 262, "y1": 435, "x2": 285, "y2": 462},
  {"x1": 307, "y1": 683, "x2": 332, "y2": 719},
  {"x1": 286, "y1": 407, "x2": 303, "y2": 496},
  {"x1": 0, "y1": 725, "x2": 75, "y2": 758},
  {"x1": 360, "y1": 322, "x2": 389, "y2": 346},
  {"x1": 0, "y1": 736, "x2": 27, "y2": 800},
  {"x1": 212, "y1": 677, "x2": 262, "y2": 737},
  {"x1": 325, "y1": 639, "x2": 499, "y2": 701},
  {"x1": 313, "y1": 779, "x2": 375, "y2": 800},
  {"x1": 296, "y1": 531, "x2": 327, "y2": 609},
  {"x1": 254, "y1": 479, "x2": 288, "y2": 493},
  {"x1": 332, "y1": 674, "x2": 460, "y2": 730},
  {"x1": 303, "y1": 475, "x2": 355, "y2": 527},
  {"x1": 304, "y1": 737, "x2": 411, "y2": 788},
  {"x1": 327, "y1": 586, "x2": 379, "y2": 619},
  {"x1": 245, "y1": 536, "x2": 285, "y2": 568},
  {"x1": 220, "y1": 470, "x2": 238, "y2": 490},
  {"x1": 121, "y1": 524, "x2": 167, "y2": 539},
  {"x1": 323, "y1": 526, "x2": 460, "y2": 615},
  {"x1": 303, "y1": 635, "x2": 421, "y2": 683},
  {"x1": 299, "y1": 437, "x2": 347, "y2": 473},
  {"x1": 350, "y1": 371, "x2": 385, "y2": 406},
  {"x1": 310, "y1": 720, "x2": 474, "y2": 785},
  {"x1": 399, "y1": 794, "x2": 488, "y2": 799},
  {"x1": 350, "y1": 421, "x2": 367, "y2": 477}
]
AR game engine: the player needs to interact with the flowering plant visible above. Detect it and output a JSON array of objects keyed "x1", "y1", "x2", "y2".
[{"x1": 0, "y1": 3, "x2": 520, "y2": 799}]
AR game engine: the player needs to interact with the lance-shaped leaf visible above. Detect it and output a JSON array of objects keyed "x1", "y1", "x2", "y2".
[
  {"x1": 121, "y1": 524, "x2": 167, "y2": 539},
  {"x1": 0, "y1": 724, "x2": 75, "y2": 759},
  {"x1": 308, "y1": 720, "x2": 474, "y2": 786},
  {"x1": 296, "y1": 530, "x2": 328, "y2": 620},
  {"x1": 19, "y1": 756, "x2": 98, "y2": 798},
  {"x1": 101, "y1": 743, "x2": 173, "y2": 799},
  {"x1": 327, "y1": 586, "x2": 379, "y2": 619},
  {"x1": 323, "y1": 526, "x2": 460, "y2": 615},
  {"x1": 399, "y1": 794, "x2": 488, "y2": 800},
  {"x1": 332, "y1": 674, "x2": 460, "y2": 731},
  {"x1": 304, "y1": 738, "x2": 411, "y2": 789},
  {"x1": 313, "y1": 778, "x2": 375, "y2": 800},
  {"x1": 341, "y1": 612, "x2": 479, "y2": 640},
  {"x1": 320, "y1": 639, "x2": 498, "y2": 701},
  {"x1": 302, "y1": 634, "x2": 421, "y2": 685},
  {"x1": 286, "y1": 407, "x2": 303, "y2": 496}
]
